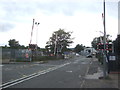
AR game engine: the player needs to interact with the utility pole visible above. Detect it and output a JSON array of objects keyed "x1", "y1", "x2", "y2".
[{"x1": 103, "y1": 0, "x2": 108, "y2": 78}]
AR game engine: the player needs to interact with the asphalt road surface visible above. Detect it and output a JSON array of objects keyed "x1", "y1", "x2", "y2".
[{"x1": 1, "y1": 55, "x2": 94, "y2": 88}]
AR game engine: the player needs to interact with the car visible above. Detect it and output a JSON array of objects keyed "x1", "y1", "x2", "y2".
[{"x1": 76, "y1": 53, "x2": 80, "y2": 57}]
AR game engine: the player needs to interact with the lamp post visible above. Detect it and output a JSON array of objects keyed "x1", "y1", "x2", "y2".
[
  {"x1": 35, "y1": 21, "x2": 40, "y2": 60},
  {"x1": 35, "y1": 22, "x2": 40, "y2": 50}
]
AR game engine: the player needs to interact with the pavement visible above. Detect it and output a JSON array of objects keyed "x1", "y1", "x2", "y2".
[{"x1": 82, "y1": 56, "x2": 119, "y2": 89}]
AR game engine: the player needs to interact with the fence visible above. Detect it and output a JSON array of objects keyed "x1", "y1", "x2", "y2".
[{"x1": 2, "y1": 48, "x2": 32, "y2": 62}]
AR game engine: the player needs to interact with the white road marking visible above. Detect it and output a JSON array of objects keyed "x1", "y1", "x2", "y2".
[
  {"x1": 1, "y1": 62, "x2": 71, "y2": 89},
  {"x1": 66, "y1": 71, "x2": 72, "y2": 73},
  {"x1": 81, "y1": 62, "x2": 87, "y2": 64}
]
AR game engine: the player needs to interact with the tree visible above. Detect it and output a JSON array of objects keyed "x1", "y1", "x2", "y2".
[
  {"x1": 45, "y1": 28, "x2": 74, "y2": 55},
  {"x1": 8, "y1": 39, "x2": 20, "y2": 49},
  {"x1": 74, "y1": 44, "x2": 84, "y2": 53},
  {"x1": 91, "y1": 37, "x2": 98, "y2": 50}
]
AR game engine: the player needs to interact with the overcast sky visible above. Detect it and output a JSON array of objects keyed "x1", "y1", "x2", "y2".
[{"x1": 0, "y1": 0, "x2": 119, "y2": 48}]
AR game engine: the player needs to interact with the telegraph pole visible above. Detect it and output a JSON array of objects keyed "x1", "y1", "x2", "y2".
[{"x1": 103, "y1": 0, "x2": 108, "y2": 78}]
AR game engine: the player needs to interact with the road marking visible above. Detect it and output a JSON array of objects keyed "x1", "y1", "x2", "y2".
[
  {"x1": 81, "y1": 62, "x2": 87, "y2": 64},
  {"x1": 1, "y1": 62, "x2": 71, "y2": 89},
  {"x1": 66, "y1": 71, "x2": 72, "y2": 73},
  {"x1": 80, "y1": 80, "x2": 85, "y2": 88}
]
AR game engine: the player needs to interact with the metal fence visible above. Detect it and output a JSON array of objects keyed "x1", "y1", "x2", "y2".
[
  {"x1": 2, "y1": 48, "x2": 32, "y2": 62},
  {"x1": 2, "y1": 48, "x2": 11, "y2": 60}
]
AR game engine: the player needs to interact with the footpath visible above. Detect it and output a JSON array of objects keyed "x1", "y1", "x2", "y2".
[{"x1": 82, "y1": 57, "x2": 119, "y2": 89}]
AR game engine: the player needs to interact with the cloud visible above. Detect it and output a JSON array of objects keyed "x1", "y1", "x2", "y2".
[
  {"x1": 0, "y1": 0, "x2": 103, "y2": 20},
  {"x1": 0, "y1": 0, "x2": 118, "y2": 20},
  {"x1": 106, "y1": 1, "x2": 118, "y2": 18},
  {"x1": 0, "y1": 0, "x2": 118, "y2": 47},
  {"x1": 0, "y1": 22, "x2": 14, "y2": 32},
  {"x1": 0, "y1": 0, "x2": 36, "y2": 22}
]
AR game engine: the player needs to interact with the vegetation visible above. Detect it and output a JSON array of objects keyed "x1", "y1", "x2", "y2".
[
  {"x1": 74, "y1": 44, "x2": 84, "y2": 53},
  {"x1": 45, "y1": 28, "x2": 74, "y2": 56}
]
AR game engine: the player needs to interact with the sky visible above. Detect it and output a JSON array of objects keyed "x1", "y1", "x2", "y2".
[{"x1": 0, "y1": 0, "x2": 119, "y2": 48}]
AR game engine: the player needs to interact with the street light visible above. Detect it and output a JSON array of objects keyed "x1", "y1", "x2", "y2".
[
  {"x1": 35, "y1": 22, "x2": 40, "y2": 50},
  {"x1": 35, "y1": 21, "x2": 40, "y2": 60}
]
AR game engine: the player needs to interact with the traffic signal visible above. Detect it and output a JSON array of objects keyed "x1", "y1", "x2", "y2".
[
  {"x1": 97, "y1": 43, "x2": 112, "y2": 51},
  {"x1": 97, "y1": 43, "x2": 104, "y2": 50},
  {"x1": 98, "y1": 44, "x2": 104, "y2": 49}
]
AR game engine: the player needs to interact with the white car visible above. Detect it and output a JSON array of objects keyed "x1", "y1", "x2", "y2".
[{"x1": 76, "y1": 53, "x2": 79, "y2": 56}]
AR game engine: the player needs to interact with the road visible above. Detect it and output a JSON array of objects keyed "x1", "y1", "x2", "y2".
[{"x1": 1, "y1": 55, "x2": 98, "y2": 88}]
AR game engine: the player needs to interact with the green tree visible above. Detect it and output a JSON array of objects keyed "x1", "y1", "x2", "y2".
[
  {"x1": 45, "y1": 28, "x2": 74, "y2": 55},
  {"x1": 74, "y1": 44, "x2": 84, "y2": 53},
  {"x1": 91, "y1": 37, "x2": 98, "y2": 50},
  {"x1": 8, "y1": 39, "x2": 20, "y2": 49}
]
